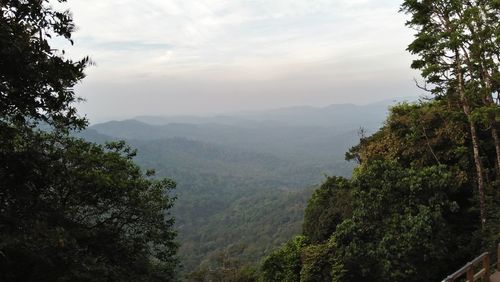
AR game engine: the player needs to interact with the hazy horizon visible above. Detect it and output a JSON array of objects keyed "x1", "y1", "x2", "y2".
[
  {"x1": 85, "y1": 96, "x2": 421, "y2": 124},
  {"x1": 51, "y1": 0, "x2": 424, "y2": 122}
]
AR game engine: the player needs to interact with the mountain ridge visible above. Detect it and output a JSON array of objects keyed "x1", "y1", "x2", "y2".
[{"x1": 124, "y1": 98, "x2": 415, "y2": 128}]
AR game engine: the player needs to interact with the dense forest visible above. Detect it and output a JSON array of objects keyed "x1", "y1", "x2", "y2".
[
  {"x1": 260, "y1": 101, "x2": 500, "y2": 282},
  {"x1": 78, "y1": 109, "x2": 369, "y2": 273},
  {"x1": 1, "y1": 0, "x2": 500, "y2": 282}
]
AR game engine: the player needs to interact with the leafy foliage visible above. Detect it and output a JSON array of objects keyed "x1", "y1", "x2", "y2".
[
  {"x1": 332, "y1": 161, "x2": 466, "y2": 282},
  {"x1": 261, "y1": 236, "x2": 308, "y2": 282},
  {"x1": 401, "y1": 0, "x2": 500, "y2": 99},
  {"x1": 0, "y1": 1, "x2": 179, "y2": 280},
  {"x1": 401, "y1": 0, "x2": 500, "y2": 227},
  {"x1": 79, "y1": 130, "x2": 319, "y2": 274},
  {"x1": 302, "y1": 176, "x2": 352, "y2": 244},
  {"x1": 259, "y1": 101, "x2": 496, "y2": 282},
  {"x1": 185, "y1": 246, "x2": 258, "y2": 282},
  {"x1": 82, "y1": 105, "x2": 393, "y2": 274},
  {"x1": 0, "y1": 0, "x2": 89, "y2": 128},
  {"x1": 299, "y1": 241, "x2": 335, "y2": 282},
  {"x1": 0, "y1": 129, "x2": 178, "y2": 281}
]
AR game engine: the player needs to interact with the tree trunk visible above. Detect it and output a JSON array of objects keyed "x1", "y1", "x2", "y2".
[
  {"x1": 460, "y1": 4, "x2": 500, "y2": 177},
  {"x1": 456, "y1": 52, "x2": 487, "y2": 228},
  {"x1": 487, "y1": 103, "x2": 500, "y2": 177},
  {"x1": 489, "y1": 121, "x2": 500, "y2": 177},
  {"x1": 467, "y1": 112, "x2": 487, "y2": 228},
  {"x1": 483, "y1": 76, "x2": 500, "y2": 177}
]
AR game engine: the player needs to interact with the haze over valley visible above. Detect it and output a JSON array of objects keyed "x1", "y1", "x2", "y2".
[
  {"x1": 80, "y1": 99, "x2": 405, "y2": 271},
  {"x1": 3, "y1": 0, "x2": 499, "y2": 281}
]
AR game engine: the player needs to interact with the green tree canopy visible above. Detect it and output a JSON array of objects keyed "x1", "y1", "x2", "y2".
[
  {"x1": 0, "y1": 0, "x2": 89, "y2": 128},
  {"x1": 332, "y1": 161, "x2": 465, "y2": 282},
  {"x1": 0, "y1": 133, "x2": 178, "y2": 281},
  {"x1": 302, "y1": 176, "x2": 352, "y2": 244},
  {"x1": 0, "y1": 1, "x2": 179, "y2": 280},
  {"x1": 401, "y1": 0, "x2": 500, "y2": 227},
  {"x1": 259, "y1": 101, "x2": 492, "y2": 282},
  {"x1": 261, "y1": 236, "x2": 308, "y2": 282}
]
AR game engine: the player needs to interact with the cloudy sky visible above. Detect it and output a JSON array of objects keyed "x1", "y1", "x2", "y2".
[{"x1": 54, "y1": 0, "x2": 422, "y2": 122}]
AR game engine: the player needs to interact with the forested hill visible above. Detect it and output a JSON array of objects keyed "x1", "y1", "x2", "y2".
[
  {"x1": 259, "y1": 101, "x2": 500, "y2": 282},
  {"x1": 90, "y1": 99, "x2": 409, "y2": 165},
  {"x1": 80, "y1": 101, "x2": 397, "y2": 274},
  {"x1": 89, "y1": 120, "x2": 357, "y2": 177}
]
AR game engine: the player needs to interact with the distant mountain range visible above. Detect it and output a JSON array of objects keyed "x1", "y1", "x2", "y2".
[
  {"x1": 132, "y1": 98, "x2": 412, "y2": 128},
  {"x1": 88, "y1": 99, "x2": 412, "y2": 166},
  {"x1": 78, "y1": 98, "x2": 410, "y2": 273}
]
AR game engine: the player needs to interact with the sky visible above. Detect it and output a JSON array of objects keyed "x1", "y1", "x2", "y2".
[{"x1": 53, "y1": 0, "x2": 423, "y2": 122}]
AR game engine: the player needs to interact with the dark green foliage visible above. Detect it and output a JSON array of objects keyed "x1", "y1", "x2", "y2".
[
  {"x1": 179, "y1": 188, "x2": 312, "y2": 271},
  {"x1": 261, "y1": 236, "x2": 308, "y2": 282},
  {"x1": 484, "y1": 182, "x2": 500, "y2": 249},
  {"x1": 171, "y1": 173, "x2": 314, "y2": 275},
  {"x1": 185, "y1": 246, "x2": 258, "y2": 282},
  {"x1": 400, "y1": 0, "x2": 500, "y2": 245},
  {"x1": 0, "y1": 127, "x2": 178, "y2": 281},
  {"x1": 83, "y1": 104, "x2": 393, "y2": 273},
  {"x1": 333, "y1": 102, "x2": 496, "y2": 281},
  {"x1": 299, "y1": 241, "x2": 335, "y2": 282},
  {"x1": 186, "y1": 265, "x2": 257, "y2": 282},
  {"x1": 0, "y1": 0, "x2": 89, "y2": 129},
  {"x1": 0, "y1": 1, "x2": 179, "y2": 280},
  {"x1": 80, "y1": 131, "x2": 318, "y2": 273},
  {"x1": 259, "y1": 101, "x2": 493, "y2": 282},
  {"x1": 401, "y1": 0, "x2": 500, "y2": 99},
  {"x1": 302, "y1": 177, "x2": 352, "y2": 243},
  {"x1": 350, "y1": 101, "x2": 493, "y2": 243},
  {"x1": 401, "y1": 0, "x2": 500, "y2": 228},
  {"x1": 332, "y1": 161, "x2": 467, "y2": 282}
]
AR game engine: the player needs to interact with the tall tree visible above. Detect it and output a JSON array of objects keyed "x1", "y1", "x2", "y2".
[
  {"x1": 259, "y1": 101, "x2": 485, "y2": 282},
  {"x1": 331, "y1": 161, "x2": 466, "y2": 282},
  {"x1": 401, "y1": 0, "x2": 500, "y2": 227},
  {"x1": 0, "y1": 0, "x2": 88, "y2": 128},
  {"x1": 457, "y1": 1, "x2": 500, "y2": 174},
  {"x1": 0, "y1": 136, "x2": 178, "y2": 281},
  {"x1": 0, "y1": 1, "x2": 179, "y2": 280}
]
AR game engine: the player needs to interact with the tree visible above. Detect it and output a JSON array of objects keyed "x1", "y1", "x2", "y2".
[
  {"x1": 261, "y1": 236, "x2": 307, "y2": 282},
  {"x1": 0, "y1": 0, "x2": 89, "y2": 129},
  {"x1": 331, "y1": 160, "x2": 468, "y2": 282},
  {"x1": 401, "y1": 0, "x2": 500, "y2": 227},
  {"x1": 260, "y1": 102, "x2": 489, "y2": 282},
  {"x1": 302, "y1": 176, "x2": 352, "y2": 244},
  {"x1": 0, "y1": 0, "x2": 179, "y2": 280},
  {"x1": 332, "y1": 101, "x2": 491, "y2": 281},
  {"x1": 185, "y1": 245, "x2": 258, "y2": 282},
  {"x1": 0, "y1": 134, "x2": 178, "y2": 281},
  {"x1": 299, "y1": 241, "x2": 336, "y2": 282}
]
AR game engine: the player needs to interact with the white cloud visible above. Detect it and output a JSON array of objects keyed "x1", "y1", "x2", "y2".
[{"x1": 50, "y1": 0, "x2": 420, "y2": 120}]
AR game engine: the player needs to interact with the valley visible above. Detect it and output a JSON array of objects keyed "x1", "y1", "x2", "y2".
[{"x1": 80, "y1": 101, "x2": 396, "y2": 273}]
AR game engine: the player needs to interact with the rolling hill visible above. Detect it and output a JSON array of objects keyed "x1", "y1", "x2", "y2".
[{"x1": 79, "y1": 100, "x2": 399, "y2": 273}]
